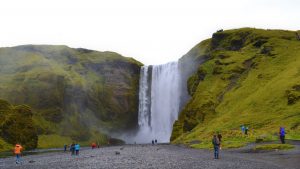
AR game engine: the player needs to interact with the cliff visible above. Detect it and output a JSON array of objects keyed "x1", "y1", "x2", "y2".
[
  {"x1": 171, "y1": 28, "x2": 300, "y2": 148},
  {"x1": 0, "y1": 45, "x2": 142, "y2": 149}
]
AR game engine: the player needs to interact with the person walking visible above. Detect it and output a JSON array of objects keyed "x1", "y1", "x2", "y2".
[
  {"x1": 14, "y1": 143, "x2": 23, "y2": 164},
  {"x1": 75, "y1": 143, "x2": 80, "y2": 155},
  {"x1": 212, "y1": 135, "x2": 220, "y2": 159},
  {"x1": 279, "y1": 127, "x2": 286, "y2": 144}
]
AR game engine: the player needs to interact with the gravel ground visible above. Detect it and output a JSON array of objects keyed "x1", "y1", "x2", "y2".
[{"x1": 0, "y1": 144, "x2": 299, "y2": 169}]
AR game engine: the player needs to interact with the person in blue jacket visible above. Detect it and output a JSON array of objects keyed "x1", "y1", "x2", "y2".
[
  {"x1": 75, "y1": 143, "x2": 80, "y2": 155},
  {"x1": 279, "y1": 127, "x2": 286, "y2": 144}
]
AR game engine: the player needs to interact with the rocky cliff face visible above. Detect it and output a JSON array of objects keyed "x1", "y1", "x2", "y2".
[
  {"x1": 171, "y1": 28, "x2": 300, "y2": 148},
  {"x1": 0, "y1": 45, "x2": 142, "y2": 149}
]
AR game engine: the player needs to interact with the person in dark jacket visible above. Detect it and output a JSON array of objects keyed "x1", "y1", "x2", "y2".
[
  {"x1": 217, "y1": 133, "x2": 222, "y2": 149},
  {"x1": 64, "y1": 145, "x2": 67, "y2": 152},
  {"x1": 70, "y1": 143, "x2": 75, "y2": 156},
  {"x1": 245, "y1": 126, "x2": 249, "y2": 135},
  {"x1": 279, "y1": 127, "x2": 286, "y2": 144},
  {"x1": 212, "y1": 135, "x2": 220, "y2": 159}
]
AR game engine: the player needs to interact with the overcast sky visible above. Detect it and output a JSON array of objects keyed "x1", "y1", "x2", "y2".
[{"x1": 0, "y1": 0, "x2": 299, "y2": 65}]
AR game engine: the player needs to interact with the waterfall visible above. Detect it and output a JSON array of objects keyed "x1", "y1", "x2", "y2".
[{"x1": 135, "y1": 62, "x2": 181, "y2": 143}]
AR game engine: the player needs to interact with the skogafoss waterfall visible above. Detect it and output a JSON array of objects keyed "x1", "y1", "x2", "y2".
[{"x1": 135, "y1": 62, "x2": 181, "y2": 143}]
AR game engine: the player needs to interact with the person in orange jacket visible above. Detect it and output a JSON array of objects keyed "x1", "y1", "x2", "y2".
[{"x1": 14, "y1": 143, "x2": 23, "y2": 164}]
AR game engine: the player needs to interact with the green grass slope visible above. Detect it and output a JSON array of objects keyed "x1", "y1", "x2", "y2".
[
  {"x1": 0, "y1": 45, "x2": 142, "y2": 149},
  {"x1": 171, "y1": 28, "x2": 300, "y2": 148}
]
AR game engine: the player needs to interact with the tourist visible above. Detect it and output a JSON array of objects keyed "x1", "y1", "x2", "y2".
[
  {"x1": 212, "y1": 135, "x2": 220, "y2": 159},
  {"x1": 279, "y1": 127, "x2": 286, "y2": 144},
  {"x1": 64, "y1": 144, "x2": 67, "y2": 152},
  {"x1": 14, "y1": 143, "x2": 23, "y2": 164},
  {"x1": 75, "y1": 143, "x2": 80, "y2": 155},
  {"x1": 91, "y1": 142, "x2": 96, "y2": 149},
  {"x1": 241, "y1": 125, "x2": 245, "y2": 134},
  {"x1": 70, "y1": 143, "x2": 75, "y2": 156},
  {"x1": 217, "y1": 133, "x2": 222, "y2": 149},
  {"x1": 245, "y1": 126, "x2": 249, "y2": 135},
  {"x1": 155, "y1": 139, "x2": 157, "y2": 144}
]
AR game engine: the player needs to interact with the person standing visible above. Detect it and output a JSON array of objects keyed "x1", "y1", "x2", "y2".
[
  {"x1": 217, "y1": 133, "x2": 222, "y2": 149},
  {"x1": 14, "y1": 143, "x2": 23, "y2": 164},
  {"x1": 212, "y1": 135, "x2": 220, "y2": 159},
  {"x1": 64, "y1": 145, "x2": 67, "y2": 152},
  {"x1": 241, "y1": 125, "x2": 245, "y2": 134},
  {"x1": 70, "y1": 143, "x2": 75, "y2": 156},
  {"x1": 75, "y1": 143, "x2": 80, "y2": 155},
  {"x1": 279, "y1": 127, "x2": 286, "y2": 144},
  {"x1": 91, "y1": 142, "x2": 96, "y2": 149},
  {"x1": 245, "y1": 126, "x2": 249, "y2": 135}
]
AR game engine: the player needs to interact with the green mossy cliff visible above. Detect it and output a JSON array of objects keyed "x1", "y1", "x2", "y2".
[
  {"x1": 0, "y1": 45, "x2": 142, "y2": 149},
  {"x1": 0, "y1": 99, "x2": 38, "y2": 151},
  {"x1": 172, "y1": 28, "x2": 300, "y2": 148}
]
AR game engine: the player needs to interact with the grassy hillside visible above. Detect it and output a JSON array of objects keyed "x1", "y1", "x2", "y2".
[
  {"x1": 0, "y1": 45, "x2": 142, "y2": 149},
  {"x1": 171, "y1": 28, "x2": 300, "y2": 149}
]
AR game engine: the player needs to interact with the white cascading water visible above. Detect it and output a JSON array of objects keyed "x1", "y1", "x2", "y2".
[{"x1": 135, "y1": 62, "x2": 181, "y2": 143}]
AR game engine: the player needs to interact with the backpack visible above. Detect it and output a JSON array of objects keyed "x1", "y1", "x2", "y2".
[{"x1": 213, "y1": 137, "x2": 220, "y2": 145}]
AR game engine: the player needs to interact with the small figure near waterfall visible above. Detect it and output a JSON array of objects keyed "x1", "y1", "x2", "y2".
[
  {"x1": 70, "y1": 143, "x2": 75, "y2": 156},
  {"x1": 212, "y1": 135, "x2": 220, "y2": 159},
  {"x1": 217, "y1": 133, "x2": 222, "y2": 149},
  {"x1": 245, "y1": 126, "x2": 249, "y2": 135},
  {"x1": 64, "y1": 144, "x2": 67, "y2": 152},
  {"x1": 240, "y1": 125, "x2": 245, "y2": 134},
  {"x1": 91, "y1": 142, "x2": 97, "y2": 149},
  {"x1": 279, "y1": 127, "x2": 286, "y2": 144},
  {"x1": 14, "y1": 143, "x2": 23, "y2": 164},
  {"x1": 155, "y1": 139, "x2": 157, "y2": 144},
  {"x1": 75, "y1": 143, "x2": 80, "y2": 155}
]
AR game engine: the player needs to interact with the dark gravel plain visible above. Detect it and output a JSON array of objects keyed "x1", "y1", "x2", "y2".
[{"x1": 0, "y1": 144, "x2": 299, "y2": 169}]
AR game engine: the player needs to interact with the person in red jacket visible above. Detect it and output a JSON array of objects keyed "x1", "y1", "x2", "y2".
[
  {"x1": 91, "y1": 142, "x2": 96, "y2": 149},
  {"x1": 14, "y1": 144, "x2": 23, "y2": 164}
]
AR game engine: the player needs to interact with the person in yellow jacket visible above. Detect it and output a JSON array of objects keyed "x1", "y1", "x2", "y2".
[{"x1": 14, "y1": 144, "x2": 23, "y2": 164}]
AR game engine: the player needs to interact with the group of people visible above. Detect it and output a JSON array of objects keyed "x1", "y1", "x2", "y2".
[
  {"x1": 212, "y1": 126, "x2": 287, "y2": 159},
  {"x1": 151, "y1": 139, "x2": 158, "y2": 145},
  {"x1": 11, "y1": 126, "x2": 288, "y2": 163},
  {"x1": 69, "y1": 143, "x2": 80, "y2": 156},
  {"x1": 240, "y1": 125, "x2": 249, "y2": 135},
  {"x1": 91, "y1": 142, "x2": 102, "y2": 149}
]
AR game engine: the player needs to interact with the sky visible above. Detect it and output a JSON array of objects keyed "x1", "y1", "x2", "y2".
[{"x1": 0, "y1": 0, "x2": 299, "y2": 65}]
